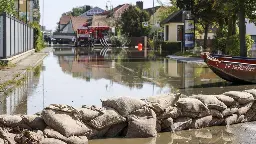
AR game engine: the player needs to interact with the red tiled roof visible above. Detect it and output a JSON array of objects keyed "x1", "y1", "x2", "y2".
[
  {"x1": 100, "y1": 4, "x2": 124, "y2": 15},
  {"x1": 71, "y1": 17, "x2": 89, "y2": 32},
  {"x1": 59, "y1": 15, "x2": 71, "y2": 25}
]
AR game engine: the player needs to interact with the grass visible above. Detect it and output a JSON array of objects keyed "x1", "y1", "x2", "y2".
[
  {"x1": 0, "y1": 74, "x2": 27, "y2": 95},
  {"x1": 0, "y1": 61, "x2": 16, "y2": 70}
]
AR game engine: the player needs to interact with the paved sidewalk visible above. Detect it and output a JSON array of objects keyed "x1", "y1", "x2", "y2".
[
  {"x1": 166, "y1": 55, "x2": 207, "y2": 66},
  {"x1": 0, "y1": 47, "x2": 52, "y2": 85}
]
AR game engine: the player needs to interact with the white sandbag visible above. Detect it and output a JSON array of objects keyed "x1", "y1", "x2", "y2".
[
  {"x1": 191, "y1": 95, "x2": 227, "y2": 111},
  {"x1": 161, "y1": 117, "x2": 174, "y2": 132},
  {"x1": 78, "y1": 106, "x2": 104, "y2": 122},
  {"x1": 190, "y1": 116, "x2": 213, "y2": 129},
  {"x1": 223, "y1": 91, "x2": 254, "y2": 105},
  {"x1": 176, "y1": 98, "x2": 209, "y2": 113},
  {"x1": 172, "y1": 117, "x2": 193, "y2": 131},
  {"x1": 222, "y1": 108, "x2": 238, "y2": 117},
  {"x1": 88, "y1": 108, "x2": 126, "y2": 130},
  {"x1": 126, "y1": 107, "x2": 157, "y2": 138},
  {"x1": 214, "y1": 95, "x2": 235, "y2": 106},
  {"x1": 102, "y1": 97, "x2": 146, "y2": 116},
  {"x1": 158, "y1": 106, "x2": 180, "y2": 120},
  {"x1": 224, "y1": 114, "x2": 238, "y2": 125},
  {"x1": 40, "y1": 138, "x2": 66, "y2": 144},
  {"x1": 42, "y1": 109, "x2": 91, "y2": 137},
  {"x1": 237, "y1": 102, "x2": 254, "y2": 115},
  {"x1": 22, "y1": 115, "x2": 46, "y2": 131},
  {"x1": 15, "y1": 130, "x2": 44, "y2": 144}
]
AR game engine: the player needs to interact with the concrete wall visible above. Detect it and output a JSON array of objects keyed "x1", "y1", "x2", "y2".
[{"x1": 164, "y1": 23, "x2": 184, "y2": 42}]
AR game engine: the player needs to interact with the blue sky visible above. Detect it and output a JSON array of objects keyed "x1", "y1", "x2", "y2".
[{"x1": 39, "y1": 0, "x2": 170, "y2": 30}]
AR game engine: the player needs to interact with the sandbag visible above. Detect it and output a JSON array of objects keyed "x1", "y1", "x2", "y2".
[
  {"x1": 237, "y1": 115, "x2": 246, "y2": 123},
  {"x1": 209, "y1": 118, "x2": 224, "y2": 126},
  {"x1": 161, "y1": 117, "x2": 174, "y2": 132},
  {"x1": 180, "y1": 111, "x2": 210, "y2": 118},
  {"x1": 145, "y1": 94, "x2": 178, "y2": 114},
  {"x1": 87, "y1": 127, "x2": 109, "y2": 139},
  {"x1": 156, "y1": 120, "x2": 161, "y2": 133},
  {"x1": 40, "y1": 138, "x2": 66, "y2": 144},
  {"x1": 191, "y1": 116, "x2": 212, "y2": 129},
  {"x1": 126, "y1": 107, "x2": 157, "y2": 138},
  {"x1": 104, "y1": 122, "x2": 127, "y2": 138},
  {"x1": 214, "y1": 95, "x2": 235, "y2": 107},
  {"x1": 191, "y1": 95, "x2": 227, "y2": 111},
  {"x1": 43, "y1": 127, "x2": 68, "y2": 142},
  {"x1": 0, "y1": 115, "x2": 24, "y2": 127},
  {"x1": 42, "y1": 109, "x2": 91, "y2": 137},
  {"x1": 0, "y1": 127, "x2": 16, "y2": 144},
  {"x1": 225, "y1": 114, "x2": 238, "y2": 125},
  {"x1": 102, "y1": 97, "x2": 146, "y2": 116},
  {"x1": 0, "y1": 138, "x2": 4, "y2": 143},
  {"x1": 22, "y1": 115, "x2": 46, "y2": 131},
  {"x1": 244, "y1": 108, "x2": 256, "y2": 122},
  {"x1": 237, "y1": 102, "x2": 254, "y2": 115},
  {"x1": 176, "y1": 98, "x2": 209, "y2": 113},
  {"x1": 158, "y1": 106, "x2": 180, "y2": 120},
  {"x1": 244, "y1": 89, "x2": 256, "y2": 98},
  {"x1": 78, "y1": 106, "x2": 104, "y2": 122},
  {"x1": 222, "y1": 108, "x2": 238, "y2": 117},
  {"x1": 210, "y1": 109, "x2": 223, "y2": 118},
  {"x1": 88, "y1": 108, "x2": 126, "y2": 130},
  {"x1": 15, "y1": 130, "x2": 44, "y2": 144},
  {"x1": 223, "y1": 91, "x2": 254, "y2": 105},
  {"x1": 172, "y1": 117, "x2": 192, "y2": 131},
  {"x1": 66, "y1": 136, "x2": 88, "y2": 144}
]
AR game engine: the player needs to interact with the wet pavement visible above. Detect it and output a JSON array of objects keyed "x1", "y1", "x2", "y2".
[{"x1": 1, "y1": 47, "x2": 256, "y2": 143}]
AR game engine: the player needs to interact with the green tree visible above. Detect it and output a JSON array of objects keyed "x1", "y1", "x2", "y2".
[
  {"x1": 120, "y1": 6, "x2": 151, "y2": 37},
  {"x1": 0, "y1": 0, "x2": 15, "y2": 15},
  {"x1": 71, "y1": 5, "x2": 92, "y2": 16}
]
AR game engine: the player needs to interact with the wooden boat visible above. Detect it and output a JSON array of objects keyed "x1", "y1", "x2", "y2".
[{"x1": 201, "y1": 52, "x2": 256, "y2": 84}]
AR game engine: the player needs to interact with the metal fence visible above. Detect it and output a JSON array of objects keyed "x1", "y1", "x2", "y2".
[{"x1": 0, "y1": 12, "x2": 34, "y2": 59}]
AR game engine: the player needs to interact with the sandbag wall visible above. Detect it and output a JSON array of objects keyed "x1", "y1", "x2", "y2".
[{"x1": 0, "y1": 89, "x2": 256, "y2": 144}]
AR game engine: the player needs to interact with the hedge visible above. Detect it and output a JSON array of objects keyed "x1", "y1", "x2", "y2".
[{"x1": 161, "y1": 41, "x2": 181, "y2": 55}]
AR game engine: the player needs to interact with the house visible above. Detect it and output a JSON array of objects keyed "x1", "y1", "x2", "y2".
[
  {"x1": 91, "y1": 4, "x2": 130, "y2": 28},
  {"x1": 196, "y1": 26, "x2": 217, "y2": 40},
  {"x1": 79, "y1": 7, "x2": 105, "y2": 19},
  {"x1": 58, "y1": 15, "x2": 72, "y2": 31},
  {"x1": 246, "y1": 19, "x2": 256, "y2": 50},
  {"x1": 161, "y1": 10, "x2": 183, "y2": 42}
]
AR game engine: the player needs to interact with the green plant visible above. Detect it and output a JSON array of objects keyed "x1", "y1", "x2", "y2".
[
  {"x1": 161, "y1": 41, "x2": 181, "y2": 55},
  {"x1": 30, "y1": 22, "x2": 45, "y2": 52},
  {"x1": 110, "y1": 35, "x2": 131, "y2": 47}
]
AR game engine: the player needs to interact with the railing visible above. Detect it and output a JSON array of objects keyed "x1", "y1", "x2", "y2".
[{"x1": 0, "y1": 12, "x2": 34, "y2": 59}]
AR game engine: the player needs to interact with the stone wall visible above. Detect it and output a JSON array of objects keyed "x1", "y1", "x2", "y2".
[{"x1": 0, "y1": 89, "x2": 256, "y2": 143}]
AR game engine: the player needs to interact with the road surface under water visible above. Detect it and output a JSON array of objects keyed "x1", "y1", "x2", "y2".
[{"x1": 1, "y1": 47, "x2": 256, "y2": 143}]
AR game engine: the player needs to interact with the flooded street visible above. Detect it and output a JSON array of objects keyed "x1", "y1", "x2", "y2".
[{"x1": 1, "y1": 47, "x2": 256, "y2": 143}]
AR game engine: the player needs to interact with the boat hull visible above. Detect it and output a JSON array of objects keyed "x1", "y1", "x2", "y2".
[{"x1": 204, "y1": 54, "x2": 256, "y2": 83}]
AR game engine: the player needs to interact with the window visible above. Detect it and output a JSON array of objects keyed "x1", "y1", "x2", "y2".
[
  {"x1": 177, "y1": 25, "x2": 183, "y2": 41},
  {"x1": 165, "y1": 25, "x2": 169, "y2": 41}
]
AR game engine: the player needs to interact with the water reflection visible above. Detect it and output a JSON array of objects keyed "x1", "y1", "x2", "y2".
[
  {"x1": 0, "y1": 69, "x2": 40, "y2": 115},
  {"x1": 89, "y1": 126, "x2": 237, "y2": 144},
  {"x1": 0, "y1": 47, "x2": 255, "y2": 115}
]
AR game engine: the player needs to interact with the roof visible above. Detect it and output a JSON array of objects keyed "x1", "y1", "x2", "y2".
[
  {"x1": 59, "y1": 15, "x2": 71, "y2": 25},
  {"x1": 144, "y1": 6, "x2": 161, "y2": 16},
  {"x1": 161, "y1": 10, "x2": 183, "y2": 24},
  {"x1": 100, "y1": 4, "x2": 124, "y2": 16},
  {"x1": 71, "y1": 17, "x2": 89, "y2": 32},
  {"x1": 91, "y1": 15, "x2": 110, "y2": 27}
]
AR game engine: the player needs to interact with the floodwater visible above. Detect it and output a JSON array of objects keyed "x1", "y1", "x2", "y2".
[{"x1": 1, "y1": 47, "x2": 256, "y2": 143}]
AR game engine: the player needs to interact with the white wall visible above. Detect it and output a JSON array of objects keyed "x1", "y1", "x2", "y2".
[
  {"x1": 164, "y1": 23, "x2": 184, "y2": 42},
  {"x1": 61, "y1": 21, "x2": 74, "y2": 33},
  {"x1": 246, "y1": 19, "x2": 256, "y2": 35}
]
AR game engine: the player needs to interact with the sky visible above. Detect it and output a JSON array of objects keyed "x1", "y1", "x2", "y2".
[{"x1": 39, "y1": 0, "x2": 170, "y2": 31}]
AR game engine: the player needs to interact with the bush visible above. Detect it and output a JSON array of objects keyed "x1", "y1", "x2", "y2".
[
  {"x1": 161, "y1": 41, "x2": 181, "y2": 55},
  {"x1": 30, "y1": 22, "x2": 45, "y2": 52}
]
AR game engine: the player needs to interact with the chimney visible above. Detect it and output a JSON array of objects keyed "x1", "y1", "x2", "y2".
[{"x1": 136, "y1": 1, "x2": 143, "y2": 10}]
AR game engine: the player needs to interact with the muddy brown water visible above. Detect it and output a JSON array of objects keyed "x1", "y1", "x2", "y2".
[{"x1": 1, "y1": 47, "x2": 256, "y2": 143}]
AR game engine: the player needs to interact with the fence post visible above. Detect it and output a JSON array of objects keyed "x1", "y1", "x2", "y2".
[{"x1": 144, "y1": 36, "x2": 147, "y2": 59}]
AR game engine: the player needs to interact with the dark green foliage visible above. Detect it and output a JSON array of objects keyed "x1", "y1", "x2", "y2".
[
  {"x1": 120, "y1": 6, "x2": 151, "y2": 37},
  {"x1": 0, "y1": 0, "x2": 15, "y2": 15},
  {"x1": 161, "y1": 41, "x2": 181, "y2": 55},
  {"x1": 30, "y1": 22, "x2": 45, "y2": 52}
]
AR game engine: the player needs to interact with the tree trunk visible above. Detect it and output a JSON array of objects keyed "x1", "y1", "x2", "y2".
[
  {"x1": 239, "y1": 0, "x2": 247, "y2": 57},
  {"x1": 232, "y1": 15, "x2": 237, "y2": 35},
  {"x1": 203, "y1": 23, "x2": 209, "y2": 49}
]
